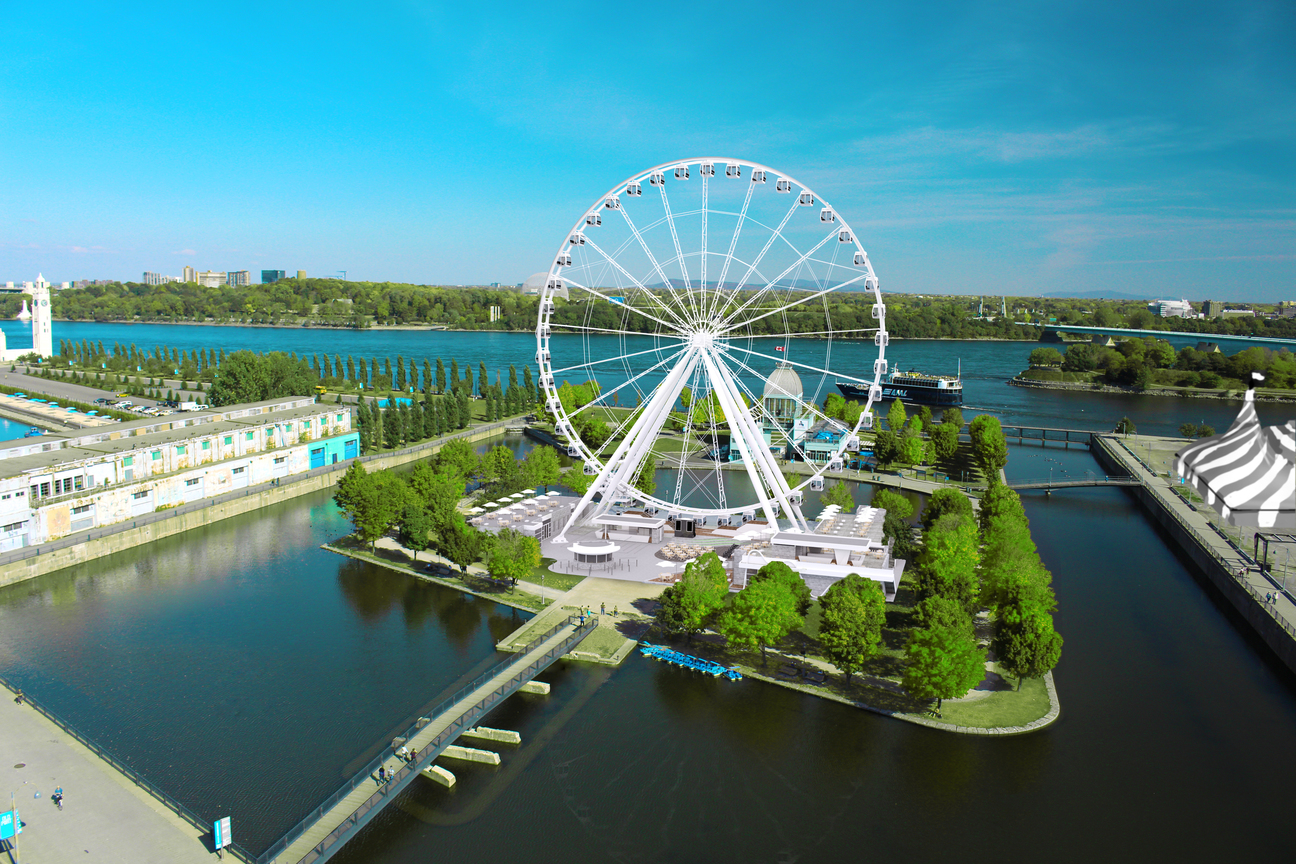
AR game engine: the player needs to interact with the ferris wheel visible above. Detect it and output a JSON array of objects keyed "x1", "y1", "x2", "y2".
[{"x1": 536, "y1": 158, "x2": 888, "y2": 542}]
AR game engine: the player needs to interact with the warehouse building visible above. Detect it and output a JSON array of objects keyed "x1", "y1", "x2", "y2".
[{"x1": 0, "y1": 397, "x2": 356, "y2": 552}]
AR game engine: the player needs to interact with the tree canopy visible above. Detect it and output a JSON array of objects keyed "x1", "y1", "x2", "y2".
[
  {"x1": 818, "y1": 575, "x2": 886, "y2": 682},
  {"x1": 718, "y1": 577, "x2": 803, "y2": 660},
  {"x1": 902, "y1": 625, "x2": 986, "y2": 716},
  {"x1": 209, "y1": 350, "x2": 316, "y2": 406}
]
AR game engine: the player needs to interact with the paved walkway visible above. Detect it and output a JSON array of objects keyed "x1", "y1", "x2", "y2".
[{"x1": 0, "y1": 690, "x2": 212, "y2": 864}]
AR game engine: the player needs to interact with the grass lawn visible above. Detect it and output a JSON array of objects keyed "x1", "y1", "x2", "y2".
[
  {"x1": 935, "y1": 673, "x2": 1052, "y2": 728},
  {"x1": 575, "y1": 626, "x2": 632, "y2": 659},
  {"x1": 516, "y1": 557, "x2": 585, "y2": 593}
]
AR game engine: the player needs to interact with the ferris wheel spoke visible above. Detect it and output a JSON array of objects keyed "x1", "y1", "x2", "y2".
[
  {"x1": 706, "y1": 196, "x2": 802, "y2": 325},
  {"x1": 717, "y1": 271, "x2": 870, "y2": 336},
  {"x1": 550, "y1": 321, "x2": 669, "y2": 338},
  {"x1": 567, "y1": 348, "x2": 687, "y2": 436},
  {"x1": 700, "y1": 175, "x2": 709, "y2": 296},
  {"x1": 730, "y1": 327, "x2": 878, "y2": 340},
  {"x1": 721, "y1": 341, "x2": 875, "y2": 387},
  {"x1": 722, "y1": 351, "x2": 849, "y2": 437},
  {"x1": 579, "y1": 234, "x2": 691, "y2": 331},
  {"x1": 615, "y1": 206, "x2": 699, "y2": 330},
  {"x1": 561, "y1": 277, "x2": 685, "y2": 334},
  {"x1": 670, "y1": 358, "x2": 707, "y2": 506},
  {"x1": 548, "y1": 342, "x2": 682, "y2": 378},
  {"x1": 657, "y1": 181, "x2": 699, "y2": 325},
  {"x1": 707, "y1": 178, "x2": 757, "y2": 323},
  {"x1": 717, "y1": 227, "x2": 841, "y2": 331}
]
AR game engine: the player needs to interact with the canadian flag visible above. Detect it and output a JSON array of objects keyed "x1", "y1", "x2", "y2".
[{"x1": 775, "y1": 346, "x2": 785, "y2": 352}]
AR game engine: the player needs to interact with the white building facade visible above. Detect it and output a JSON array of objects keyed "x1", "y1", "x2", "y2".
[{"x1": 0, "y1": 397, "x2": 356, "y2": 552}]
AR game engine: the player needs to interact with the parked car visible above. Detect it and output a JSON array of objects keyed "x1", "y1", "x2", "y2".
[{"x1": 94, "y1": 398, "x2": 110, "y2": 405}]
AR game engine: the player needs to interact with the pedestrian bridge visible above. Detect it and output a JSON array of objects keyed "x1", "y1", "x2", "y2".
[
  {"x1": 261, "y1": 614, "x2": 596, "y2": 864},
  {"x1": 1009, "y1": 475, "x2": 1140, "y2": 491}
]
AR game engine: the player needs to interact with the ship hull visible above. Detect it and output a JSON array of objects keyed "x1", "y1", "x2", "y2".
[{"x1": 836, "y1": 380, "x2": 964, "y2": 406}]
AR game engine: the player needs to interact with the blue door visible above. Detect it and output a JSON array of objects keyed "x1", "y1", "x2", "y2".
[
  {"x1": 310, "y1": 447, "x2": 325, "y2": 469},
  {"x1": 343, "y1": 439, "x2": 358, "y2": 459}
]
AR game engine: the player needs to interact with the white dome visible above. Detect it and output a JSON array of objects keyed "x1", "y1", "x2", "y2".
[
  {"x1": 522, "y1": 272, "x2": 548, "y2": 294},
  {"x1": 763, "y1": 363, "x2": 802, "y2": 400}
]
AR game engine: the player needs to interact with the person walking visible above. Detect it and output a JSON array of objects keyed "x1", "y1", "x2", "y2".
[
  {"x1": 600, "y1": 602, "x2": 606, "y2": 616},
  {"x1": 378, "y1": 765, "x2": 387, "y2": 784}
]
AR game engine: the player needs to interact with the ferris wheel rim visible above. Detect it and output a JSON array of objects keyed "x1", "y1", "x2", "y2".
[{"x1": 537, "y1": 158, "x2": 889, "y2": 520}]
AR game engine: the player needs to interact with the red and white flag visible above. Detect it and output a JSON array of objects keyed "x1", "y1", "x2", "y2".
[{"x1": 775, "y1": 346, "x2": 785, "y2": 352}]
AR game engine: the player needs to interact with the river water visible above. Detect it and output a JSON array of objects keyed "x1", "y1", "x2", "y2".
[{"x1": 1, "y1": 323, "x2": 1294, "y2": 860}]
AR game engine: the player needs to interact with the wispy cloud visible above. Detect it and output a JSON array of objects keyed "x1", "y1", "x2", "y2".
[
  {"x1": 172, "y1": 248, "x2": 196, "y2": 256},
  {"x1": 69, "y1": 245, "x2": 118, "y2": 255}
]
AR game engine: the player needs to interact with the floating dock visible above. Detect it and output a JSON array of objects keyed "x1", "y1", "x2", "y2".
[{"x1": 640, "y1": 643, "x2": 742, "y2": 680}]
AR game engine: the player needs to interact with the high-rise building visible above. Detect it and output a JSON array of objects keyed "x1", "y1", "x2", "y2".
[
  {"x1": 1148, "y1": 299, "x2": 1194, "y2": 318},
  {"x1": 227, "y1": 270, "x2": 251, "y2": 287},
  {"x1": 144, "y1": 271, "x2": 164, "y2": 285},
  {"x1": 262, "y1": 270, "x2": 286, "y2": 284},
  {"x1": 297, "y1": 270, "x2": 307, "y2": 280},
  {"x1": 197, "y1": 270, "x2": 226, "y2": 288},
  {"x1": 183, "y1": 266, "x2": 197, "y2": 283}
]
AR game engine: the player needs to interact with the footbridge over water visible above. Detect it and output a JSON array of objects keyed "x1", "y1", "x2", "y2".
[
  {"x1": 1009, "y1": 476, "x2": 1140, "y2": 492},
  {"x1": 259, "y1": 614, "x2": 597, "y2": 864}
]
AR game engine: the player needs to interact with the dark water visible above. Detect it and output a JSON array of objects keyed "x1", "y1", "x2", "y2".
[
  {"x1": 0, "y1": 490, "x2": 532, "y2": 853},
  {"x1": 0, "y1": 439, "x2": 1294, "y2": 860}
]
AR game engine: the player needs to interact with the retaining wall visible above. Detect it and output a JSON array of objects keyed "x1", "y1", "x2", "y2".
[{"x1": 1089, "y1": 435, "x2": 1296, "y2": 674}]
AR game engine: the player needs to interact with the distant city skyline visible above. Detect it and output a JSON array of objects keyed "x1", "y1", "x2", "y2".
[{"x1": 3, "y1": 1, "x2": 1293, "y2": 301}]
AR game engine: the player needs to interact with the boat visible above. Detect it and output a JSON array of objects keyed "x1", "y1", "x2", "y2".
[
  {"x1": 24, "y1": 427, "x2": 43, "y2": 437},
  {"x1": 639, "y1": 643, "x2": 743, "y2": 680},
  {"x1": 836, "y1": 361, "x2": 963, "y2": 407}
]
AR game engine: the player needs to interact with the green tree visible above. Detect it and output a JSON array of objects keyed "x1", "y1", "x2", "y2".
[
  {"x1": 928, "y1": 420, "x2": 960, "y2": 463},
  {"x1": 337, "y1": 468, "x2": 410, "y2": 551},
  {"x1": 916, "y1": 513, "x2": 981, "y2": 614},
  {"x1": 941, "y1": 407, "x2": 964, "y2": 430},
  {"x1": 968, "y1": 414, "x2": 1008, "y2": 482},
  {"x1": 750, "y1": 559, "x2": 812, "y2": 616},
  {"x1": 333, "y1": 460, "x2": 371, "y2": 514},
  {"x1": 523, "y1": 445, "x2": 562, "y2": 490},
  {"x1": 396, "y1": 504, "x2": 434, "y2": 562},
  {"x1": 1179, "y1": 422, "x2": 1199, "y2": 439},
  {"x1": 1028, "y1": 347, "x2": 1064, "y2": 366},
  {"x1": 821, "y1": 480, "x2": 854, "y2": 510},
  {"x1": 718, "y1": 578, "x2": 804, "y2": 661},
  {"x1": 920, "y1": 487, "x2": 974, "y2": 531},
  {"x1": 872, "y1": 488, "x2": 918, "y2": 563},
  {"x1": 1114, "y1": 415, "x2": 1137, "y2": 435},
  {"x1": 902, "y1": 625, "x2": 986, "y2": 716},
  {"x1": 872, "y1": 430, "x2": 900, "y2": 468},
  {"x1": 208, "y1": 350, "x2": 315, "y2": 406},
  {"x1": 913, "y1": 594, "x2": 973, "y2": 635},
  {"x1": 435, "y1": 358, "x2": 446, "y2": 394},
  {"x1": 655, "y1": 551, "x2": 730, "y2": 640},
  {"x1": 437, "y1": 516, "x2": 485, "y2": 575},
  {"x1": 993, "y1": 601, "x2": 1063, "y2": 689},
  {"x1": 886, "y1": 398, "x2": 908, "y2": 432},
  {"x1": 487, "y1": 528, "x2": 542, "y2": 586},
  {"x1": 436, "y1": 438, "x2": 479, "y2": 480},
  {"x1": 818, "y1": 575, "x2": 886, "y2": 682}
]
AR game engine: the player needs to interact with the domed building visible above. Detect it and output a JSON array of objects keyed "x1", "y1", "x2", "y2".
[{"x1": 761, "y1": 362, "x2": 808, "y2": 455}]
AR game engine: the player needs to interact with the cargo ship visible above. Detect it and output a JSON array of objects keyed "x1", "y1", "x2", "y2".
[{"x1": 836, "y1": 362, "x2": 963, "y2": 407}]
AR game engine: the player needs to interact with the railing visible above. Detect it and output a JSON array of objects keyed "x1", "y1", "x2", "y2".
[
  {"x1": 1008, "y1": 474, "x2": 1137, "y2": 489},
  {"x1": 0, "y1": 673, "x2": 256, "y2": 863},
  {"x1": 255, "y1": 614, "x2": 594, "y2": 864},
  {"x1": 0, "y1": 419, "x2": 518, "y2": 569}
]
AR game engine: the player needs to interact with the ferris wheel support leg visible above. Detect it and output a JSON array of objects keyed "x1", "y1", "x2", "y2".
[
  {"x1": 553, "y1": 349, "x2": 701, "y2": 544},
  {"x1": 698, "y1": 349, "x2": 808, "y2": 532}
]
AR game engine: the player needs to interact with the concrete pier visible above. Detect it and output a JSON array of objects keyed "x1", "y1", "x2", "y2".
[
  {"x1": 519, "y1": 681, "x2": 550, "y2": 695},
  {"x1": 421, "y1": 765, "x2": 456, "y2": 787},
  {"x1": 0, "y1": 686, "x2": 212, "y2": 863},
  {"x1": 440, "y1": 745, "x2": 501, "y2": 766},
  {"x1": 462, "y1": 726, "x2": 522, "y2": 745}
]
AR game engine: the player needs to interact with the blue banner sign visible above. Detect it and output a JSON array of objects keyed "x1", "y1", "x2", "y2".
[
  {"x1": 0, "y1": 809, "x2": 21, "y2": 841},
  {"x1": 214, "y1": 816, "x2": 231, "y2": 850}
]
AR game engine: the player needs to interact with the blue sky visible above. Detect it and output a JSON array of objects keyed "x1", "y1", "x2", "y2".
[{"x1": 2, "y1": 0, "x2": 1293, "y2": 300}]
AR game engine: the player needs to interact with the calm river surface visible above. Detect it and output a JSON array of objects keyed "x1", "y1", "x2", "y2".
[{"x1": 0, "y1": 323, "x2": 1294, "y2": 860}]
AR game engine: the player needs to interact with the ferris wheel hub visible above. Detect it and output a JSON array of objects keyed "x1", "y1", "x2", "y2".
[{"x1": 687, "y1": 330, "x2": 718, "y2": 351}]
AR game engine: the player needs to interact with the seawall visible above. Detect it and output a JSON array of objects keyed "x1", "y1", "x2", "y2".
[
  {"x1": 0, "y1": 419, "x2": 518, "y2": 588},
  {"x1": 1090, "y1": 434, "x2": 1296, "y2": 674}
]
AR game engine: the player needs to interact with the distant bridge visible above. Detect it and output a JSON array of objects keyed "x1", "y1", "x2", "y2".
[
  {"x1": 261, "y1": 614, "x2": 595, "y2": 864},
  {"x1": 1009, "y1": 475, "x2": 1139, "y2": 491},
  {"x1": 1041, "y1": 324, "x2": 1296, "y2": 351}
]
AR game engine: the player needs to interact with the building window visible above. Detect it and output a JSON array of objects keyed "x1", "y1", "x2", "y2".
[
  {"x1": 246, "y1": 432, "x2": 254, "y2": 441},
  {"x1": 274, "y1": 456, "x2": 286, "y2": 464},
  {"x1": 336, "y1": 413, "x2": 344, "y2": 422},
  {"x1": 123, "y1": 456, "x2": 134, "y2": 467},
  {"x1": 304, "y1": 420, "x2": 312, "y2": 428},
  {"x1": 176, "y1": 446, "x2": 186, "y2": 455},
  {"x1": 185, "y1": 478, "x2": 200, "y2": 487},
  {"x1": 132, "y1": 491, "x2": 149, "y2": 500},
  {"x1": 0, "y1": 494, "x2": 9, "y2": 501},
  {"x1": 72, "y1": 504, "x2": 92, "y2": 515},
  {"x1": 232, "y1": 466, "x2": 245, "y2": 474},
  {"x1": 152, "y1": 451, "x2": 162, "y2": 461},
  {"x1": 74, "y1": 476, "x2": 84, "y2": 491},
  {"x1": 2, "y1": 521, "x2": 26, "y2": 533},
  {"x1": 224, "y1": 436, "x2": 233, "y2": 445},
  {"x1": 202, "y1": 441, "x2": 211, "y2": 450},
  {"x1": 34, "y1": 483, "x2": 50, "y2": 498}
]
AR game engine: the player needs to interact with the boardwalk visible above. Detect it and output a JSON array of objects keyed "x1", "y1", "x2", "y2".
[
  {"x1": 265, "y1": 614, "x2": 596, "y2": 864},
  {"x1": 1009, "y1": 476, "x2": 1139, "y2": 490}
]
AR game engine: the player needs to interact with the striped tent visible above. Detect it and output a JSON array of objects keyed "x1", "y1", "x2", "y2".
[{"x1": 1174, "y1": 377, "x2": 1295, "y2": 530}]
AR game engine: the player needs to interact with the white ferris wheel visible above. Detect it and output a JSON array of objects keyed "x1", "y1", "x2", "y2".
[{"x1": 536, "y1": 158, "x2": 889, "y2": 542}]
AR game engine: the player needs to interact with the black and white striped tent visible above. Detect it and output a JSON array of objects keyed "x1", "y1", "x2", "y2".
[{"x1": 1174, "y1": 375, "x2": 1295, "y2": 530}]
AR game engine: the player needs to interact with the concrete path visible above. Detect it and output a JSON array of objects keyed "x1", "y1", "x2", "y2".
[{"x1": 0, "y1": 690, "x2": 213, "y2": 864}]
